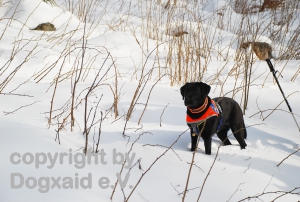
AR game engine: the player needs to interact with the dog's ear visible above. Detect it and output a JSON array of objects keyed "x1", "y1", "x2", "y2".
[
  {"x1": 198, "y1": 82, "x2": 211, "y2": 96},
  {"x1": 180, "y1": 84, "x2": 186, "y2": 100}
]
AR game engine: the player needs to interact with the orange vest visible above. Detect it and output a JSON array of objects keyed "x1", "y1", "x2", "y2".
[{"x1": 186, "y1": 99, "x2": 219, "y2": 124}]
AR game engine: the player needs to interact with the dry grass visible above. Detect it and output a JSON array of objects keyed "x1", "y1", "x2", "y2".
[
  {"x1": 0, "y1": 0, "x2": 299, "y2": 124},
  {"x1": 0, "y1": 0, "x2": 299, "y2": 201}
]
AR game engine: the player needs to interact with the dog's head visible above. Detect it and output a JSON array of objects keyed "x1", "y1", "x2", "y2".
[{"x1": 180, "y1": 82, "x2": 211, "y2": 107}]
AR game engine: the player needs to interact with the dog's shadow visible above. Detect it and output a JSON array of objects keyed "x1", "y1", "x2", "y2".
[{"x1": 136, "y1": 123, "x2": 299, "y2": 157}]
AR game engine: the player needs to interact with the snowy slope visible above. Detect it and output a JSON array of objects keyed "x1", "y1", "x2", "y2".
[{"x1": 0, "y1": 0, "x2": 299, "y2": 202}]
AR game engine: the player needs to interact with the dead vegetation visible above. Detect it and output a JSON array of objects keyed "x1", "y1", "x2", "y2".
[
  {"x1": 0, "y1": 0, "x2": 300, "y2": 201},
  {"x1": 241, "y1": 42, "x2": 273, "y2": 60},
  {"x1": 232, "y1": 0, "x2": 285, "y2": 14},
  {"x1": 259, "y1": 0, "x2": 285, "y2": 12},
  {"x1": 31, "y1": 22, "x2": 56, "y2": 31}
]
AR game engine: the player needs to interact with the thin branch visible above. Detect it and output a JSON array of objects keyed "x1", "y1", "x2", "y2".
[
  {"x1": 143, "y1": 143, "x2": 182, "y2": 161},
  {"x1": 160, "y1": 103, "x2": 169, "y2": 127},
  {"x1": 263, "y1": 175, "x2": 273, "y2": 193},
  {"x1": 182, "y1": 121, "x2": 207, "y2": 201},
  {"x1": 238, "y1": 187, "x2": 300, "y2": 202},
  {"x1": 125, "y1": 128, "x2": 189, "y2": 202},
  {"x1": 243, "y1": 162, "x2": 252, "y2": 173},
  {"x1": 277, "y1": 148, "x2": 300, "y2": 167},
  {"x1": 227, "y1": 182, "x2": 245, "y2": 202},
  {"x1": 4, "y1": 101, "x2": 40, "y2": 115},
  {"x1": 0, "y1": 93, "x2": 33, "y2": 97},
  {"x1": 110, "y1": 132, "x2": 151, "y2": 200}
]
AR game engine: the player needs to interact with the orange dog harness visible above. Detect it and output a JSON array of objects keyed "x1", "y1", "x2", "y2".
[{"x1": 186, "y1": 99, "x2": 220, "y2": 124}]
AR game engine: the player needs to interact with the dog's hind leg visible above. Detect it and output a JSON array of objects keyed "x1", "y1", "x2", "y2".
[
  {"x1": 230, "y1": 124, "x2": 247, "y2": 149},
  {"x1": 233, "y1": 133, "x2": 247, "y2": 149},
  {"x1": 217, "y1": 126, "x2": 232, "y2": 146}
]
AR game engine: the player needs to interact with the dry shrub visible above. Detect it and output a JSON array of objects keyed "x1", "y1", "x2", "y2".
[
  {"x1": 231, "y1": 0, "x2": 261, "y2": 14},
  {"x1": 31, "y1": 23, "x2": 56, "y2": 31},
  {"x1": 43, "y1": 0, "x2": 57, "y2": 7},
  {"x1": 231, "y1": 0, "x2": 285, "y2": 14},
  {"x1": 241, "y1": 42, "x2": 273, "y2": 60},
  {"x1": 259, "y1": 0, "x2": 284, "y2": 12},
  {"x1": 166, "y1": 26, "x2": 188, "y2": 37}
]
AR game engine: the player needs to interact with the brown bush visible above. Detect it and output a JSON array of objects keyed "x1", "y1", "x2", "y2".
[
  {"x1": 32, "y1": 23, "x2": 56, "y2": 31},
  {"x1": 231, "y1": 0, "x2": 261, "y2": 14},
  {"x1": 259, "y1": 0, "x2": 284, "y2": 12},
  {"x1": 231, "y1": 0, "x2": 285, "y2": 14},
  {"x1": 241, "y1": 42, "x2": 273, "y2": 60}
]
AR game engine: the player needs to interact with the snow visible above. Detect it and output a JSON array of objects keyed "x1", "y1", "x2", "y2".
[{"x1": 0, "y1": 0, "x2": 299, "y2": 201}]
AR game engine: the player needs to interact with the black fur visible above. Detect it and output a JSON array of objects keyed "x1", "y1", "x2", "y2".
[{"x1": 180, "y1": 82, "x2": 247, "y2": 155}]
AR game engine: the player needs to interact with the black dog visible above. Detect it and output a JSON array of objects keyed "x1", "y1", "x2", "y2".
[{"x1": 180, "y1": 82, "x2": 247, "y2": 154}]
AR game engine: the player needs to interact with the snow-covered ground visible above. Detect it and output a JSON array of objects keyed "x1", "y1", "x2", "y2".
[{"x1": 0, "y1": 0, "x2": 299, "y2": 201}]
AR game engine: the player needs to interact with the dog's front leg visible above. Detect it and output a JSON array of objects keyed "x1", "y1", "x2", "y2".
[
  {"x1": 203, "y1": 137, "x2": 212, "y2": 155},
  {"x1": 190, "y1": 128, "x2": 198, "y2": 151}
]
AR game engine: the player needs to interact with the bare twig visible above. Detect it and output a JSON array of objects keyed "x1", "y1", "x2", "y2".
[
  {"x1": 95, "y1": 111, "x2": 103, "y2": 153},
  {"x1": 178, "y1": 186, "x2": 201, "y2": 195},
  {"x1": 249, "y1": 91, "x2": 299, "y2": 120},
  {"x1": 171, "y1": 183, "x2": 180, "y2": 194},
  {"x1": 4, "y1": 101, "x2": 40, "y2": 115},
  {"x1": 137, "y1": 73, "x2": 168, "y2": 125},
  {"x1": 186, "y1": 162, "x2": 204, "y2": 172},
  {"x1": 143, "y1": 143, "x2": 182, "y2": 161},
  {"x1": 263, "y1": 175, "x2": 273, "y2": 193},
  {"x1": 0, "y1": 93, "x2": 33, "y2": 97},
  {"x1": 110, "y1": 131, "x2": 151, "y2": 200},
  {"x1": 160, "y1": 103, "x2": 169, "y2": 127},
  {"x1": 243, "y1": 162, "x2": 252, "y2": 173},
  {"x1": 195, "y1": 124, "x2": 264, "y2": 202},
  {"x1": 277, "y1": 148, "x2": 300, "y2": 167},
  {"x1": 182, "y1": 121, "x2": 206, "y2": 201},
  {"x1": 238, "y1": 187, "x2": 300, "y2": 202},
  {"x1": 227, "y1": 182, "x2": 245, "y2": 202},
  {"x1": 125, "y1": 129, "x2": 189, "y2": 202}
]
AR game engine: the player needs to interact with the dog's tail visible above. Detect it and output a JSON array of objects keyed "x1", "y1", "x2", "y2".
[{"x1": 243, "y1": 122, "x2": 247, "y2": 139}]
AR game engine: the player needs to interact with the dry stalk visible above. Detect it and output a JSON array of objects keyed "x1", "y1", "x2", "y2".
[
  {"x1": 83, "y1": 53, "x2": 113, "y2": 154},
  {"x1": 137, "y1": 73, "x2": 169, "y2": 125},
  {"x1": 227, "y1": 182, "x2": 245, "y2": 202},
  {"x1": 160, "y1": 103, "x2": 169, "y2": 127},
  {"x1": 94, "y1": 111, "x2": 103, "y2": 153},
  {"x1": 123, "y1": 42, "x2": 166, "y2": 135},
  {"x1": 0, "y1": 43, "x2": 38, "y2": 93},
  {"x1": 110, "y1": 131, "x2": 151, "y2": 200},
  {"x1": 0, "y1": 0, "x2": 21, "y2": 40},
  {"x1": 182, "y1": 120, "x2": 207, "y2": 201},
  {"x1": 49, "y1": 57, "x2": 66, "y2": 123},
  {"x1": 70, "y1": 20, "x2": 87, "y2": 131},
  {"x1": 143, "y1": 143, "x2": 182, "y2": 161},
  {"x1": 126, "y1": 41, "x2": 166, "y2": 121},
  {"x1": 125, "y1": 128, "x2": 189, "y2": 201},
  {"x1": 196, "y1": 124, "x2": 265, "y2": 202},
  {"x1": 248, "y1": 91, "x2": 299, "y2": 120}
]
